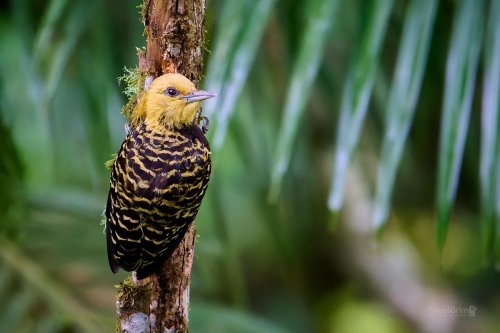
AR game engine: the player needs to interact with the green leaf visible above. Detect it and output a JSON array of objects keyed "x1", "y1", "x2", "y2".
[
  {"x1": 203, "y1": 0, "x2": 249, "y2": 120},
  {"x1": 33, "y1": 0, "x2": 69, "y2": 65},
  {"x1": 480, "y1": 0, "x2": 500, "y2": 261},
  {"x1": 0, "y1": 239, "x2": 106, "y2": 332},
  {"x1": 327, "y1": 0, "x2": 393, "y2": 212},
  {"x1": 373, "y1": 0, "x2": 437, "y2": 229},
  {"x1": 211, "y1": 0, "x2": 276, "y2": 150},
  {"x1": 436, "y1": 0, "x2": 484, "y2": 250},
  {"x1": 270, "y1": 0, "x2": 340, "y2": 202},
  {"x1": 44, "y1": 0, "x2": 97, "y2": 107}
]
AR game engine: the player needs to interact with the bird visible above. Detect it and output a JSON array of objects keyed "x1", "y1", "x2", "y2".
[{"x1": 105, "y1": 73, "x2": 216, "y2": 279}]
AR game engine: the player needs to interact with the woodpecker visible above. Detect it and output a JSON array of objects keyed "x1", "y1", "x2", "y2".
[{"x1": 106, "y1": 73, "x2": 215, "y2": 279}]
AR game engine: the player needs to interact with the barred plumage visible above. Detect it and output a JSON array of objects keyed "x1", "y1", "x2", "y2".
[{"x1": 105, "y1": 73, "x2": 215, "y2": 279}]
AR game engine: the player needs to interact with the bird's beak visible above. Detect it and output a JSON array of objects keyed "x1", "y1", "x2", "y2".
[{"x1": 183, "y1": 90, "x2": 217, "y2": 104}]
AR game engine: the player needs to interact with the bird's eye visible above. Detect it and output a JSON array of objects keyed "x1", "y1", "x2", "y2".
[{"x1": 164, "y1": 87, "x2": 179, "y2": 97}]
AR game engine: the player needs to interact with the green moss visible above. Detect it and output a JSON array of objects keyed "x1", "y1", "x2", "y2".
[
  {"x1": 105, "y1": 153, "x2": 117, "y2": 170},
  {"x1": 118, "y1": 66, "x2": 146, "y2": 121},
  {"x1": 137, "y1": 2, "x2": 147, "y2": 25},
  {"x1": 137, "y1": 2, "x2": 148, "y2": 36}
]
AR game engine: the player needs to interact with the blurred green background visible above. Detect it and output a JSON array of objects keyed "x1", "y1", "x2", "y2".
[{"x1": 0, "y1": 0, "x2": 499, "y2": 332}]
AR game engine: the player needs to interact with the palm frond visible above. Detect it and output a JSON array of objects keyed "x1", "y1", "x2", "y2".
[
  {"x1": 373, "y1": 0, "x2": 437, "y2": 229},
  {"x1": 327, "y1": 0, "x2": 393, "y2": 213},
  {"x1": 270, "y1": 0, "x2": 340, "y2": 201},
  {"x1": 436, "y1": 0, "x2": 484, "y2": 249},
  {"x1": 480, "y1": 0, "x2": 500, "y2": 260}
]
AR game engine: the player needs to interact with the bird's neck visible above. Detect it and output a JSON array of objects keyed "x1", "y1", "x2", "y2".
[{"x1": 142, "y1": 118, "x2": 195, "y2": 135}]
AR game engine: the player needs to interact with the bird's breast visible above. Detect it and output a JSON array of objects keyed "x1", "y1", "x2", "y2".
[{"x1": 127, "y1": 125, "x2": 210, "y2": 205}]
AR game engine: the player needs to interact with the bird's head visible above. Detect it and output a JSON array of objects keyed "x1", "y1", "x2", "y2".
[{"x1": 133, "y1": 73, "x2": 216, "y2": 130}]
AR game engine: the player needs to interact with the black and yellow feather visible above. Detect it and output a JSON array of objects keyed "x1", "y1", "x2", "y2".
[{"x1": 105, "y1": 73, "x2": 214, "y2": 279}]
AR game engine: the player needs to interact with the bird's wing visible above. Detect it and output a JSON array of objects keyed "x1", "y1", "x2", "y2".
[{"x1": 105, "y1": 137, "x2": 144, "y2": 273}]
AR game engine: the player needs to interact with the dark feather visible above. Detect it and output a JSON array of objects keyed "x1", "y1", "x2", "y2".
[{"x1": 105, "y1": 122, "x2": 211, "y2": 279}]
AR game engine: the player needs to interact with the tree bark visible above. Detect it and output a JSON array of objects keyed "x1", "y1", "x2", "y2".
[
  {"x1": 139, "y1": 0, "x2": 205, "y2": 84},
  {"x1": 116, "y1": 1, "x2": 205, "y2": 332}
]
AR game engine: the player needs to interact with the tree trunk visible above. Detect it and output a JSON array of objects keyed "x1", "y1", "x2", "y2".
[
  {"x1": 115, "y1": 1, "x2": 205, "y2": 332},
  {"x1": 139, "y1": 0, "x2": 205, "y2": 84}
]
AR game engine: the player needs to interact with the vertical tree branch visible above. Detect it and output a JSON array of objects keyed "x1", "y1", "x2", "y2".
[
  {"x1": 116, "y1": 1, "x2": 205, "y2": 332},
  {"x1": 148, "y1": 224, "x2": 196, "y2": 332},
  {"x1": 140, "y1": 0, "x2": 205, "y2": 84}
]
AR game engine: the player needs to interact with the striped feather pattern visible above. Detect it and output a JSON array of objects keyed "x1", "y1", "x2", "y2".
[{"x1": 106, "y1": 122, "x2": 211, "y2": 279}]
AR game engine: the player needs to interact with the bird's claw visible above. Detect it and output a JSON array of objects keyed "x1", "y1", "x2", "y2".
[{"x1": 198, "y1": 116, "x2": 209, "y2": 134}]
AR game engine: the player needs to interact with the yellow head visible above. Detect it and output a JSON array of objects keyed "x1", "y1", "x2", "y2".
[{"x1": 133, "y1": 73, "x2": 216, "y2": 130}]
